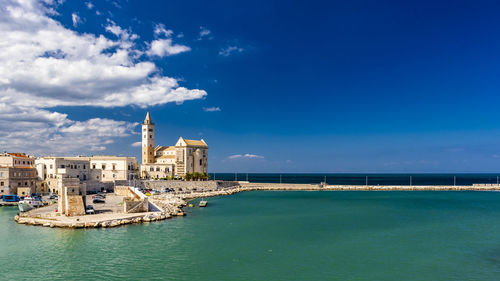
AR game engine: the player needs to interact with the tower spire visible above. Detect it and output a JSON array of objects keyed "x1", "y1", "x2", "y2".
[{"x1": 144, "y1": 112, "x2": 153, "y2": 125}]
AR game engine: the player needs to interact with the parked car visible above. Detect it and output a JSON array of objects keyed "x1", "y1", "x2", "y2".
[
  {"x1": 97, "y1": 192, "x2": 107, "y2": 198},
  {"x1": 49, "y1": 194, "x2": 58, "y2": 200},
  {"x1": 93, "y1": 197, "x2": 105, "y2": 204},
  {"x1": 85, "y1": 205, "x2": 95, "y2": 215}
]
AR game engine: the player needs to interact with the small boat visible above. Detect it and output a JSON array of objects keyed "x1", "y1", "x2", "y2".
[
  {"x1": 199, "y1": 200, "x2": 207, "y2": 207},
  {"x1": 18, "y1": 197, "x2": 44, "y2": 212}
]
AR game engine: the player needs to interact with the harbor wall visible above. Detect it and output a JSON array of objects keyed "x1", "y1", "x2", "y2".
[{"x1": 115, "y1": 180, "x2": 239, "y2": 192}]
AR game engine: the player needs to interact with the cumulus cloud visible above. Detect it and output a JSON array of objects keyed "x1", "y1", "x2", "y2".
[
  {"x1": 147, "y1": 23, "x2": 189, "y2": 57},
  {"x1": 146, "y1": 39, "x2": 191, "y2": 57},
  {"x1": 219, "y1": 46, "x2": 244, "y2": 57},
  {"x1": 86, "y1": 2, "x2": 94, "y2": 9},
  {"x1": 228, "y1": 154, "x2": 264, "y2": 159},
  {"x1": 0, "y1": 105, "x2": 138, "y2": 155},
  {"x1": 203, "y1": 107, "x2": 221, "y2": 112},
  {"x1": 0, "y1": 0, "x2": 207, "y2": 154}
]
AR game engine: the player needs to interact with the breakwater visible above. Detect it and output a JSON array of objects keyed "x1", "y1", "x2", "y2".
[{"x1": 14, "y1": 182, "x2": 500, "y2": 229}]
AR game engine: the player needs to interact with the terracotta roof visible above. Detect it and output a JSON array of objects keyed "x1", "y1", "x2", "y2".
[
  {"x1": 8, "y1": 153, "x2": 30, "y2": 158},
  {"x1": 184, "y1": 139, "x2": 208, "y2": 147}
]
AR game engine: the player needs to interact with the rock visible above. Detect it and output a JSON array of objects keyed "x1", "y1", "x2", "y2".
[
  {"x1": 50, "y1": 223, "x2": 55, "y2": 228},
  {"x1": 43, "y1": 223, "x2": 51, "y2": 227}
]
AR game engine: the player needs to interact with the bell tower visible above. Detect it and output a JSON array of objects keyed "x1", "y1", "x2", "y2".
[{"x1": 142, "y1": 112, "x2": 155, "y2": 164}]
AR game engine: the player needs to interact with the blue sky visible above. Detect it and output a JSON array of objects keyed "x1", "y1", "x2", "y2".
[{"x1": 2, "y1": 0, "x2": 500, "y2": 172}]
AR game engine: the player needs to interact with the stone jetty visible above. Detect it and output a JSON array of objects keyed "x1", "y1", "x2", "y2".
[{"x1": 14, "y1": 182, "x2": 500, "y2": 229}]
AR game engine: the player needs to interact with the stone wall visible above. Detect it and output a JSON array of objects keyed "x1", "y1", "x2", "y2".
[{"x1": 115, "y1": 180, "x2": 239, "y2": 192}]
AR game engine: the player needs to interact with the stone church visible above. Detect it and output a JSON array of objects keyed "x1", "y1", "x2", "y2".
[{"x1": 140, "y1": 112, "x2": 208, "y2": 179}]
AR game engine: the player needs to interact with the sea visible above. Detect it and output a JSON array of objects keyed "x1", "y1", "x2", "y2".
[
  {"x1": 210, "y1": 173, "x2": 500, "y2": 186},
  {"x1": 2, "y1": 189, "x2": 500, "y2": 280}
]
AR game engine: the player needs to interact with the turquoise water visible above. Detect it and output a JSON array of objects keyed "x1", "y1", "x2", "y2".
[{"x1": 2, "y1": 191, "x2": 500, "y2": 280}]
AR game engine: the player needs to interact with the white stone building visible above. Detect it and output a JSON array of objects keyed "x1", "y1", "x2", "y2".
[
  {"x1": 140, "y1": 113, "x2": 208, "y2": 179},
  {"x1": 36, "y1": 156, "x2": 138, "y2": 193}
]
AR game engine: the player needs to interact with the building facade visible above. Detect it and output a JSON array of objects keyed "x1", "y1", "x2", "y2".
[
  {"x1": 36, "y1": 156, "x2": 138, "y2": 193},
  {"x1": 0, "y1": 153, "x2": 38, "y2": 196},
  {"x1": 140, "y1": 113, "x2": 208, "y2": 179}
]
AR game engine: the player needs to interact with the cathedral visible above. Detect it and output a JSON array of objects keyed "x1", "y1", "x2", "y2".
[{"x1": 140, "y1": 112, "x2": 208, "y2": 179}]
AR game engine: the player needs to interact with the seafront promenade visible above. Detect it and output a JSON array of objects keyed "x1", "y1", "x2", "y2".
[{"x1": 13, "y1": 182, "x2": 500, "y2": 229}]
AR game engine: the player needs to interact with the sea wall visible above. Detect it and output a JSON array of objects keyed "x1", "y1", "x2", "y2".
[{"x1": 115, "y1": 180, "x2": 239, "y2": 192}]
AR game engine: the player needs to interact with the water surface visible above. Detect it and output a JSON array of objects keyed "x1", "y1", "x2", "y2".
[{"x1": 1, "y1": 191, "x2": 500, "y2": 280}]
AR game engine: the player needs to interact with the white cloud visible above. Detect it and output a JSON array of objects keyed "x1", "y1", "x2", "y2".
[
  {"x1": 131, "y1": 141, "x2": 142, "y2": 147},
  {"x1": 0, "y1": 0, "x2": 207, "y2": 154},
  {"x1": 154, "y1": 23, "x2": 173, "y2": 38},
  {"x1": 71, "y1": 12, "x2": 81, "y2": 27},
  {"x1": 198, "y1": 26, "x2": 211, "y2": 40},
  {"x1": 0, "y1": 105, "x2": 138, "y2": 155},
  {"x1": 228, "y1": 154, "x2": 264, "y2": 160},
  {"x1": 203, "y1": 106, "x2": 221, "y2": 112},
  {"x1": 146, "y1": 39, "x2": 190, "y2": 57},
  {"x1": 219, "y1": 46, "x2": 244, "y2": 57},
  {"x1": 86, "y1": 2, "x2": 93, "y2": 9}
]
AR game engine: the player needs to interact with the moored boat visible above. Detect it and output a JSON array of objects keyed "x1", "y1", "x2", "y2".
[
  {"x1": 199, "y1": 200, "x2": 207, "y2": 207},
  {"x1": 18, "y1": 197, "x2": 44, "y2": 212}
]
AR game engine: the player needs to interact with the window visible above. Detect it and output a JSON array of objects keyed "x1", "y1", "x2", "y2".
[
  {"x1": 50, "y1": 164, "x2": 53, "y2": 169},
  {"x1": 25, "y1": 182, "x2": 28, "y2": 186},
  {"x1": 92, "y1": 164, "x2": 96, "y2": 169},
  {"x1": 148, "y1": 129, "x2": 153, "y2": 132},
  {"x1": 18, "y1": 182, "x2": 21, "y2": 186},
  {"x1": 200, "y1": 159, "x2": 202, "y2": 166},
  {"x1": 156, "y1": 167, "x2": 160, "y2": 171},
  {"x1": 149, "y1": 135, "x2": 152, "y2": 138},
  {"x1": 150, "y1": 167, "x2": 154, "y2": 172},
  {"x1": 83, "y1": 165, "x2": 86, "y2": 169},
  {"x1": 102, "y1": 164, "x2": 106, "y2": 170},
  {"x1": 103, "y1": 174, "x2": 105, "y2": 178},
  {"x1": 112, "y1": 165, "x2": 116, "y2": 170},
  {"x1": 143, "y1": 129, "x2": 146, "y2": 132},
  {"x1": 61, "y1": 164, "x2": 65, "y2": 168},
  {"x1": 0, "y1": 182, "x2": 3, "y2": 186},
  {"x1": 0, "y1": 172, "x2": 3, "y2": 177}
]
